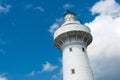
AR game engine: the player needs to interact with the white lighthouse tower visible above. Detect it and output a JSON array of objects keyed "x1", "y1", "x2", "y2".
[{"x1": 54, "y1": 11, "x2": 93, "y2": 80}]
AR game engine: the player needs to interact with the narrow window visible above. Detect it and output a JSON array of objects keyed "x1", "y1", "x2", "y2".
[
  {"x1": 82, "y1": 47, "x2": 85, "y2": 52},
  {"x1": 71, "y1": 69, "x2": 75, "y2": 74},
  {"x1": 69, "y1": 47, "x2": 72, "y2": 52}
]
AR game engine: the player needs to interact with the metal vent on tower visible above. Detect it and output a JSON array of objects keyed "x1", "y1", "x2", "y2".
[
  {"x1": 69, "y1": 47, "x2": 72, "y2": 52},
  {"x1": 71, "y1": 69, "x2": 75, "y2": 74}
]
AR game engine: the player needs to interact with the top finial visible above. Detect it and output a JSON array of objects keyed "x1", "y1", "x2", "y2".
[
  {"x1": 66, "y1": 10, "x2": 72, "y2": 13},
  {"x1": 64, "y1": 10, "x2": 76, "y2": 17},
  {"x1": 63, "y1": 10, "x2": 77, "y2": 22}
]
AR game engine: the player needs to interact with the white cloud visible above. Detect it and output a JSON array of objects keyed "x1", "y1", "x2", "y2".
[
  {"x1": 34, "y1": 6, "x2": 44, "y2": 12},
  {"x1": 25, "y1": 4, "x2": 44, "y2": 12},
  {"x1": 0, "y1": 38, "x2": 7, "y2": 54},
  {"x1": 51, "y1": 58, "x2": 63, "y2": 80},
  {"x1": 25, "y1": 4, "x2": 32, "y2": 9},
  {"x1": 52, "y1": 75, "x2": 57, "y2": 79},
  {"x1": 42, "y1": 61, "x2": 58, "y2": 72},
  {"x1": 26, "y1": 71, "x2": 35, "y2": 77},
  {"x1": 90, "y1": 0, "x2": 120, "y2": 18},
  {"x1": 86, "y1": 0, "x2": 120, "y2": 80},
  {"x1": 49, "y1": 18, "x2": 63, "y2": 34},
  {"x1": 0, "y1": 73, "x2": 7, "y2": 80},
  {"x1": 0, "y1": 48, "x2": 5, "y2": 54},
  {"x1": 52, "y1": 68, "x2": 63, "y2": 80},
  {"x1": 0, "y1": 77, "x2": 7, "y2": 80},
  {"x1": 26, "y1": 62, "x2": 58, "y2": 77},
  {"x1": 49, "y1": 23, "x2": 59, "y2": 34},
  {"x1": 63, "y1": 4, "x2": 74, "y2": 9},
  {"x1": 0, "y1": 5, "x2": 11, "y2": 14}
]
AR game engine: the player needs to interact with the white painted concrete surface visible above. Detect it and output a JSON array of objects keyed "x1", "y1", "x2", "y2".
[{"x1": 54, "y1": 12, "x2": 94, "y2": 80}]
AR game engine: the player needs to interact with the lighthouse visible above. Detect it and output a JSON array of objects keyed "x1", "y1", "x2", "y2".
[{"x1": 53, "y1": 11, "x2": 94, "y2": 80}]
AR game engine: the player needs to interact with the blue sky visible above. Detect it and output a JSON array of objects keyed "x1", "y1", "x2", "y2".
[{"x1": 0, "y1": 0, "x2": 120, "y2": 80}]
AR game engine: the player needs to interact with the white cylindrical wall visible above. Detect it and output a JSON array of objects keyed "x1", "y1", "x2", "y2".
[{"x1": 62, "y1": 44, "x2": 93, "y2": 80}]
